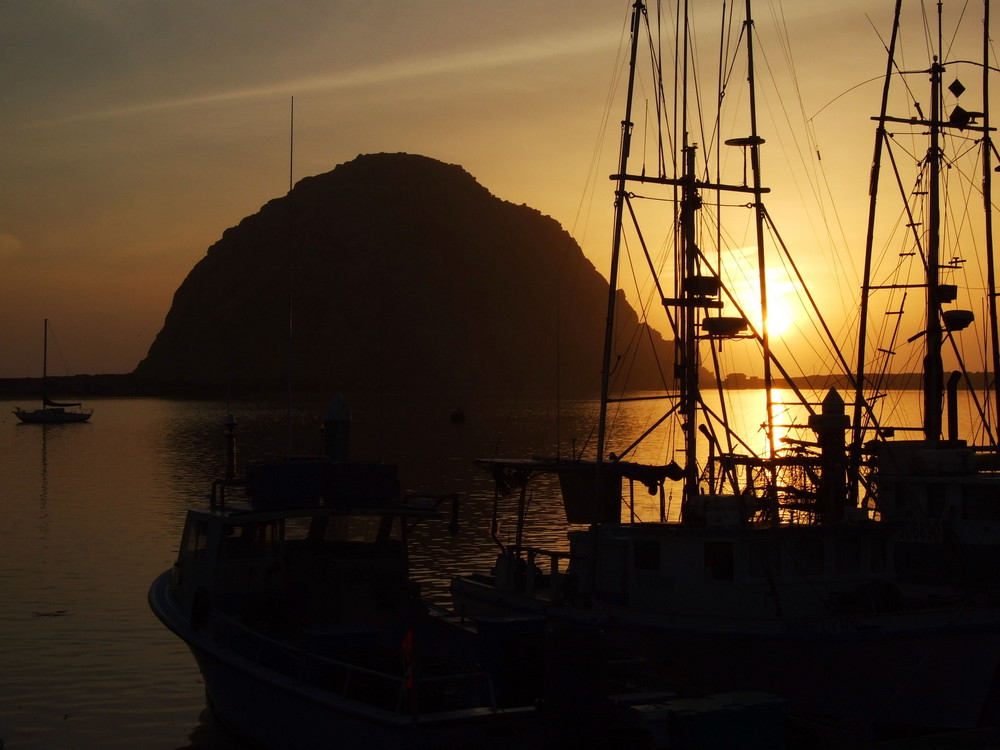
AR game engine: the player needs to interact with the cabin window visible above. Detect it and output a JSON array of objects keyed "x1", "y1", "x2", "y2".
[
  {"x1": 224, "y1": 522, "x2": 279, "y2": 559},
  {"x1": 835, "y1": 536, "x2": 862, "y2": 574},
  {"x1": 285, "y1": 515, "x2": 393, "y2": 544},
  {"x1": 748, "y1": 540, "x2": 781, "y2": 578},
  {"x1": 181, "y1": 519, "x2": 209, "y2": 559},
  {"x1": 791, "y1": 538, "x2": 824, "y2": 576},
  {"x1": 704, "y1": 541, "x2": 734, "y2": 581},
  {"x1": 633, "y1": 540, "x2": 660, "y2": 571}
]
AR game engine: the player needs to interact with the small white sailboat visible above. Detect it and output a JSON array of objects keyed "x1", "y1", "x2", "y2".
[{"x1": 13, "y1": 319, "x2": 92, "y2": 424}]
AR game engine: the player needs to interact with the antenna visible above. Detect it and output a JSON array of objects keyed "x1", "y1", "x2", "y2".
[{"x1": 287, "y1": 96, "x2": 295, "y2": 454}]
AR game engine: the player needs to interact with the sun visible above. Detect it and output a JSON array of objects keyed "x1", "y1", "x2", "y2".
[
  {"x1": 725, "y1": 271, "x2": 798, "y2": 339},
  {"x1": 764, "y1": 297, "x2": 796, "y2": 338},
  {"x1": 721, "y1": 248, "x2": 800, "y2": 339}
]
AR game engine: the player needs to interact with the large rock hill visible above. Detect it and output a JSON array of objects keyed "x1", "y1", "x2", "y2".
[{"x1": 134, "y1": 153, "x2": 672, "y2": 397}]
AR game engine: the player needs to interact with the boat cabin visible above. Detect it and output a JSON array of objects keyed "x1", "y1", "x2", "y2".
[
  {"x1": 168, "y1": 459, "x2": 442, "y2": 635},
  {"x1": 568, "y1": 520, "x2": 898, "y2": 619},
  {"x1": 872, "y1": 440, "x2": 1000, "y2": 586}
]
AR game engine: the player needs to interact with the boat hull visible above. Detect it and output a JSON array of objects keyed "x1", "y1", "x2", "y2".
[
  {"x1": 149, "y1": 572, "x2": 535, "y2": 750},
  {"x1": 451, "y1": 574, "x2": 1000, "y2": 729},
  {"x1": 14, "y1": 407, "x2": 91, "y2": 424}
]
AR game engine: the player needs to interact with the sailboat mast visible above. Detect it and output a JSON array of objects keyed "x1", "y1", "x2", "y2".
[
  {"x1": 42, "y1": 318, "x2": 48, "y2": 406},
  {"x1": 597, "y1": 0, "x2": 645, "y2": 468}
]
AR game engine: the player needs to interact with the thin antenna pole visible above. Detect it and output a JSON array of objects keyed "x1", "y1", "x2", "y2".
[{"x1": 287, "y1": 96, "x2": 295, "y2": 453}]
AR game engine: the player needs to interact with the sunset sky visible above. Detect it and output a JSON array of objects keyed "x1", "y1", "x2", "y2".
[{"x1": 0, "y1": 1, "x2": 983, "y2": 379}]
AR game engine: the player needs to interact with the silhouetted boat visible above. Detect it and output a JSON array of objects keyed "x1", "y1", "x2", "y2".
[
  {"x1": 451, "y1": 0, "x2": 1000, "y2": 733},
  {"x1": 149, "y1": 396, "x2": 701, "y2": 749},
  {"x1": 13, "y1": 319, "x2": 91, "y2": 424},
  {"x1": 846, "y1": 0, "x2": 1000, "y2": 594},
  {"x1": 149, "y1": 397, "x2": 529, "y2": 748}
]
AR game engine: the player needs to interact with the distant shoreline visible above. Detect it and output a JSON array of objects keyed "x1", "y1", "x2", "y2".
[
  {"x1": 0, "y1": 371, "x2": 984, "y2": 401},
  {"x1": 0, "y1": 374, "x2": 285, "y2": 400},
  {"x1": 720, "y1": 371, "x2": 990, "y2": 391}
]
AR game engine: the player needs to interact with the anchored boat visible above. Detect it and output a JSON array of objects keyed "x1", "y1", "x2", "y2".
[{"x1": 13, "y1": 319, "x2": 91, "y2": 424}]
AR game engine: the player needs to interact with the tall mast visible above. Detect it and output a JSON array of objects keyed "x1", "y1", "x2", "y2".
[
  {"x1": 743, "y1": 0, "x2": 777, "y2": 513},
  {"x1": 982, "y1": 0, "x2": 1000, "y2": 440},
  {"x1": 850, "y1": 0, "x2": 903, "y2": 504},
  {"x1": 923, "y1": 42, "x2": 945, "y2": 442},
  {"x1": 680, "y1": 144, "x2": 700, "y2": 509},
  {"x1": 676, "y1": 0, "x2": 701, "y2": 512},
  {"x1": 597, "y1": 0, "x2": 645, "y2": 469}
]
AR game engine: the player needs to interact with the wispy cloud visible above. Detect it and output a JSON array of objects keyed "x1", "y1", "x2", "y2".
[{"x1": 55, "y1": 26, "x2": 615, "y2": 125}]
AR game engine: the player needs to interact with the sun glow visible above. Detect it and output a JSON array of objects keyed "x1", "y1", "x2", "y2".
[
  {"x1": 722, "y1": 249, "x2": 800, "y2": 340},
  {"x1": 764, "y1": 297, "x2": 796, "y2": 338}
]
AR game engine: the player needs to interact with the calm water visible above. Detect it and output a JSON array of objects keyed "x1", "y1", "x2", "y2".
[
  {"x1": 0, "y1": 388, "x2": 962, "y2": 748},
  {"x1": 0, "y1": 393, "x2": 619, "y2": 749}
]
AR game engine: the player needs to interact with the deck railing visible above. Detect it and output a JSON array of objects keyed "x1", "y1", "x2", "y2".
[
  {"x1": 496, "y1": 546, "x2": 575, "y2": 601},
  {"x1": 207, "y1": 611, "x2": 499, "y2": 716}
]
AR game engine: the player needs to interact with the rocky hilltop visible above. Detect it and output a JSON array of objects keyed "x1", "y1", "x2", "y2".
[{"x1": 134, "y1": 153, "x2": 673, "y2": 398}]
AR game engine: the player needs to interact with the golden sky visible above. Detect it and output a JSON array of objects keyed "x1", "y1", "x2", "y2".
[{"x1": 0, "y1": 0, "x2": 976, "y2": 378}]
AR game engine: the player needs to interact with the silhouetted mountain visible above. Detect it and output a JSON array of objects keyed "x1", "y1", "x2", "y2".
[{"x1": 134, "y1": 153, "x2": 674, "y2": 398}]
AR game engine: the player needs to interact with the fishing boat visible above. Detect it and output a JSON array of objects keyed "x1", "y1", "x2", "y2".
[
  {"x1": 148, "y1": 397, "x2": 531, "y2": 749},
  {"x1": 13, "y1": 319, "x2": 92, "y2": 424},
  {"x1": 451, "y1": 0, "x2": 1000, "y2": 732},
  {"x1": 847, "y1": 0, "x2": 1000, "y2": 593},
  {"x1": 149, "y1": 396, "x2": 711, "y2": 750}
]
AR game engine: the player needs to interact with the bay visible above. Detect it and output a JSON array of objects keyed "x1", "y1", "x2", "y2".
[
  {"x1": 0, "y1": 388, "x2": 956, "y2": 747},
  {"x1": 0, "y1": 394, "x2": 605, "y2": 749}
]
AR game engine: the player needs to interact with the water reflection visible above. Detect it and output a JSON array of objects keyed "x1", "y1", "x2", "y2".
[{"x1": 0, "y1": 391, "x2": 935, "y2": 748}]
